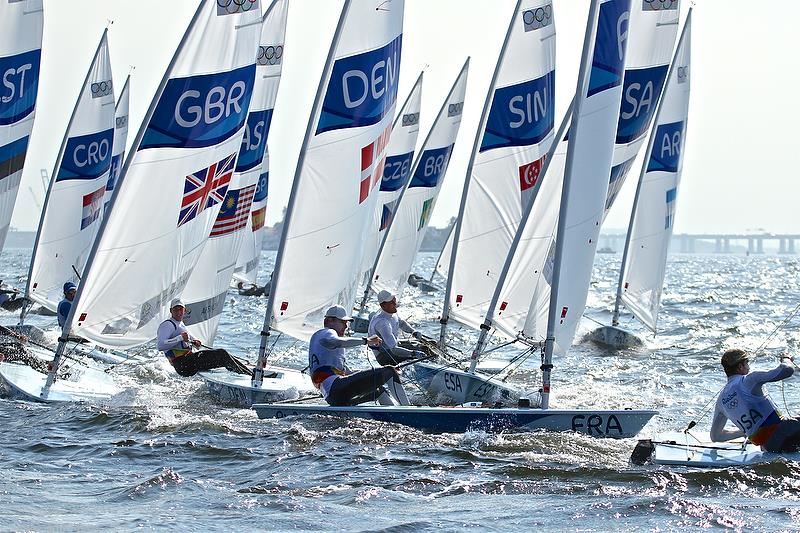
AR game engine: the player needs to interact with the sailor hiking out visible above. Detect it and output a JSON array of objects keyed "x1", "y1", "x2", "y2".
[
  {"x1": 367, "y1": 290, "x2": 427, "y2": 366},
  {"x1": 310, "y1": 305, "x2": 410, "y2": 406},
  {"x1": 157, "y1": 298, "x2": 251, "y2": 377},
  {"x1": 711, "y1": 348, "x2": 800, "y2": 452}
]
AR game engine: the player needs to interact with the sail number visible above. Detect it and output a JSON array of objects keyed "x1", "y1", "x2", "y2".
[
  {"x1": 174, "y1": 81, "x2": 247, "y2": 128},
  {"x1": 444, "y1": 372, "x2": 462, "y2": 393},
  {"x1": 2, "y1": 62, "x2": 34, "y2": 104},
  {"x1": 571, "y1": 414, "x2": 623, "y2": 436},
  {"x1": 73, "y1": 138, "x2": 110, "y2": 168}
]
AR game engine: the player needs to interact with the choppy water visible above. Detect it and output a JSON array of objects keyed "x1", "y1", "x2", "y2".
[{"x1": 2, "y1": 248, "x2": 800, "y2": 532}]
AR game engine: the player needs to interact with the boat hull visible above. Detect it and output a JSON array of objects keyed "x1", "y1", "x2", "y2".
[
  {"x1": 589, "y1": 325, "x2": 643, "y2": 349},
  {"x1": 200, "y1": 366, "x2": 314, "y2": 407},
  {"x1": 252, "y1": 403, "x2": 656, "y2": 437},
  {"x1": 409, "y1": 362, "x2": 527, "y2": 406},
  {"x1": 650, "y1": 431, "x2": 800, "y2": 467},
  {"x1": 0, "y1": 361, "x2": 119, "y2": 403}
]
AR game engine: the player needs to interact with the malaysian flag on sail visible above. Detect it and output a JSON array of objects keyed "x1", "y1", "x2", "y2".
[
  {"x1": 81, "y1": 185, "x2": 105, "y2": 230},
  {"x1": 177, "y1": 153, "x2": 236, "y2": 227},
  {"x1": 210, "y1": 184, "x2": 256, "y2": 237}
]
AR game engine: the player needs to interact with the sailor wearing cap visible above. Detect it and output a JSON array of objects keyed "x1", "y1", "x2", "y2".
[
  {"x1": 710, "y1": 348, "x2": 800, "y2": 452},
  {"x1": 156, "y1": 298, "x2": 251, "y2": 377},
  {"x1": 367, "y1": 290, "x2": 424, "y2": 366},
  {"x1": 57, "y1": 281, "x2": 78, "y2": 328},
  {"x1": 309, "y1": 304, "x2": 410, "y2": 406}
]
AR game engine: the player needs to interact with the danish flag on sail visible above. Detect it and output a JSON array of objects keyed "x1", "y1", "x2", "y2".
[
  {"x1": 210, "y1": 183, "x2": 256, "y2": 237},
  {"x1": 178, "y1": 153, "x2": 236, "y2": 227},
  {"x1": 358, "y1": 123, "x2": 392, "y2": 204}
]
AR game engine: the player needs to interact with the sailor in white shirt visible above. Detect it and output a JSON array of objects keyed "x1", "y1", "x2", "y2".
[{"x1": 368, "y1": 290, "x2": 425, "y2": 366}]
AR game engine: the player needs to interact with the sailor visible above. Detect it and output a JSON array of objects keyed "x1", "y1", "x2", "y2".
[
  {"x1": 367, "y1": 290, "x2": 426, "y2": 366},
  {"x1": 57, "y1": 282, "x2": 77, "y2": 328},
  {"x1": 0, "y1": 324, "x2": 48, "y2": 373},
  {"x1": 710, "y1": 348, "x2": 800, "y2": 452},
  {"x1": 309, "y1": 304, "x2": 411, "y2": 406},
  {"x1": 156, "y1": 298, "x2": 251, "y2": 377}
]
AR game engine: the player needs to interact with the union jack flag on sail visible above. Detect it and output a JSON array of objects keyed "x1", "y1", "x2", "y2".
[
  {"x1": 210, "y1": 183, "x2": 256, "y2": 237},
  {"x1": 177, "y1": 153, "x2": 236, "y2": 228}
]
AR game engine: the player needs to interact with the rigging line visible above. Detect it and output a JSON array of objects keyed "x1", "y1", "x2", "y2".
[{"x1": 750, "y1": 300, "x2": 800, "y2": 361}]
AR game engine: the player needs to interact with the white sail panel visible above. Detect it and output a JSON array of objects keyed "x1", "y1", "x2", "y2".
[
  {"x1": 70, "y1": 2, "x2": 262, "y2": 348},
  {"x1": 621, "y1": 13, "x2": 691, "y2": 331},
  {"x1": 27, "y1": 32, "x2": 115, "y2": 311},
  {"x1": 185, "y1": 0, "x2": 290, "y2": 342},
  {"x1": 604, "y1": 0, "x2": 680, "y2": 215},
  {"x1": 358, "y1": 73, "x2": 423, "y2": 290},
  {"x1": 233, "y1": 0, "x2": 289, "y2": 287},
  {"x1": 446, "y1": 0, "x2": 556, "y2": 333},
  {"x1": 269, "y1": 0, "x2": 405, "y2": 342},
  {"x1": 104, "y1": 75, "x2": 130, "y2": 209},
  {"x1": 0, "y1": 0, "x2": 43, "y2": 253},
  {"x1": 371, "y1": 61, "x2": 468, "y2": 298}
]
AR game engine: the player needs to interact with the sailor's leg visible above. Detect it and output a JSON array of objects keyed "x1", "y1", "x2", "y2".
[
  {"x1": 383, "y1": 374, "x2": 410, "y2": 406},
  {"x1": 763, "y1": 418, "x2": 800, "y2": 452},
  {"x1": 326, "y1": 367, "x2": 399, "y2": 406},
  {"x1": 171, "y1": 353, "x2": 201, "y2": 377},
  {"x1": 195, "y1": 349, "x2": 251, "y2": 375}
]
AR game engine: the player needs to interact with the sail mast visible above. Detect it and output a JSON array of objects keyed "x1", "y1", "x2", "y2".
[
  {"x1": 356, "y1": 70, "x2": 424, "y2": 315},
  {"x1": 612, "y1": 8, "x2": 692, "y2": 330},
  {"x1": 438, "y1": 1, "x2": 521, "y2": 349},
  {"x1": 19, "y1": 29, "x2": 109, "y2": 325},
  {"x1": 40, "y1": 2, "x2": 207, "y2": 398},
  {"x1": 253, "y1": 0, "x2": 353, "y2": 387}
]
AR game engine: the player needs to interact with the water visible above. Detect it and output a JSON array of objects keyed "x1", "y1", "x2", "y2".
[{"x1": 2, "y1": 249, "x2": 800, "y2": 531}]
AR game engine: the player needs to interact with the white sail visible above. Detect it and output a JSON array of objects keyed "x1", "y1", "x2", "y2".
[
  {"x1": 620, "y1": 11, "x2": 691, "y2": 332},
  {"x1": 104, "y1": 74, "x2": 130, "y2": 209},
  {"x1": 25, "y1": 31, "x2": 115, "y2": 312},
  {"x1": 232, "y1": 0, "x2": 289, "y2": 287},
  {"x1": 371, "y1": 61, "x2": 468, "y2": 298},
  {"x1": 266, "y1": 0, "x2": 405, "y2": 342},
  {"x1": 184, "y1": 0, "x2": 289, "y2": 342},
  {"x1": 604, "y1": 0, "x2": 680, "y2": 216},
  {"x1": 0, "y1": 0, "x2": 43, "y2": 253},
  {"x1": 358, "y1": 72, "x2": 423, "y2": 293},
  {"x1": 443, "y1": 0, "x2": 556, "y2": 334},
  {"x1": 68, "y1": 1, "x2": 262, "y2": 348}
]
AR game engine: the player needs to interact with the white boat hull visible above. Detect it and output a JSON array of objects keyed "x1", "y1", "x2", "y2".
[
  {"x1": 649, "y1": 431, "x2": 800, "y2": 467},
  {"x1": 0, "y1": 361, "x2": 120, "y2": 403},
  {"x1": 589, "y1": 325, "x2": 643, "y2": 349},
  {"x1": 200, "y1": 366, "x2": 314, "y2": 407},
  {"x1": 408, "y1": 362, "x2": 527, "y2": 406},
  {"x1": 253, "y1": 403, "x2": 655, "y2": 437}
]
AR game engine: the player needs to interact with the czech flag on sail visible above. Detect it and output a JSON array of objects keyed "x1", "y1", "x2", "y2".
[
  {"x1": 177, "y1": 153, "x2": 236, "y2": 228},
  {"x1": 379, "y1": 199, "x2": 399, "y2": 231},
  {"x1": 81, "y1": 185, "x2": 105, "y2": 230},
  {"x1": 664, "y1": 187, "x2": 677, "y2": 229},
  {"x1": 210, "y1": 183, "x2": 256, "y2": 237}
]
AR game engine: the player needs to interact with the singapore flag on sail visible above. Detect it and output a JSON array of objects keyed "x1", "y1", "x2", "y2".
[
  {"x1": 518, "y1": 154, "x2": 546, "y2": 208},
  {"x1": 177, "y1": 153, "x2": 236, "y2": 227}
]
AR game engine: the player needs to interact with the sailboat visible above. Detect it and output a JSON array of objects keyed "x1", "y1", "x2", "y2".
[
  {"x1": 427, "y1": 0, "x2": 558, "y2": 405},
  {"x1": 366, "y1": 61, "x2": 468, "y2": 302},
  {"x1": 588, "y1": 0, "x2": 683, "y2": 348},
  {"x1": 206, "y1": 0, "x2": 405, "y2": 407},
  {"x1": 0, "y1": 0, "x2": 44, "y2": 308},
  {"x1": 351, "y1": 71, "x2": 424, "y2": 333},
  {"x1": 253, "y1": 0, "x2": 657, "y2": 437},
  {"x1": 104, "y1": 74, "x2": 130, "y2": 210},
  {"x1": 0, "y1": 0, "x2": 263, "y2": 402}
]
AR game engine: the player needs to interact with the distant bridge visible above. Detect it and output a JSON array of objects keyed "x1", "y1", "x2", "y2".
[{"x1": 598, "y1": 233, "x2": 800, "y2": 254}]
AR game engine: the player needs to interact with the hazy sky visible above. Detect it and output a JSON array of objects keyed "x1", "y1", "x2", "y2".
[{"x1": 11, "y1": 0, "x2": 800, "y2": 234}]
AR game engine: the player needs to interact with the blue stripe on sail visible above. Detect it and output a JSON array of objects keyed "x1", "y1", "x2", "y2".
[
  {"x1": 0, "y1": 136, "x2": 30, "y2": 181},
  {"x1": 316, "y1": 36, "x2": 402, "y2": 135},
  {"x1": 56, "y1": 129, "x2": 115, "y2": 182},
  {"x1": 140, "y1": 63, "x2": 256, "y2": 151},
  {"x1": 0, "y1": 49, "x2": 41, "y2": 126},
  {"x1": 616, "y1": 65, "x2": 668, "y2": 144},
  {"x1": 236, "y1": 108, "x2": 273, "y2": 172},
  {"x1": 647, "y1": 120, "x2": 684, "y2": 173},
  {"x1": 380, "y1": 151, "x2": 414, "y2": 192},
  {"x1": 480, "y1": 71, "x2": 555, "y2": 152},
  {"x1": 409, "y1": 145, "x2": 454, "y2": 189},
  {"x1": 587, "y1": 0, "x2": 630, "y2": 98}
]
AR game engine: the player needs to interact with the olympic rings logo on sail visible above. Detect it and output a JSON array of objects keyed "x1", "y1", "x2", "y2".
[
  {"x1": 91, "y1": 79, "x2": 113, "y2": 99},
  {"x1": 677, "y1": 65, "x2": 689, "y2": 84},
  {"x1": 116, "y1": 115, "x2": 128, "y2": 129},
  {"x1": 216, "y1": 0, "x2": 259, "y2": 16},
  {"x1": 402, "y1": 112, "x2": 419, "y2": 127},
  {"x1": 642, "y1": 0, "x2": 678, "y2": 11},
  {"x1": 522, "y1": 3, "x2": 553, "y2": 32},
  {"x1": 258, "y1": 45, "x2": 284, "y2": 66},
  {"x1": 447, "y1": 102, "x2": 463, "y2": 118}
]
